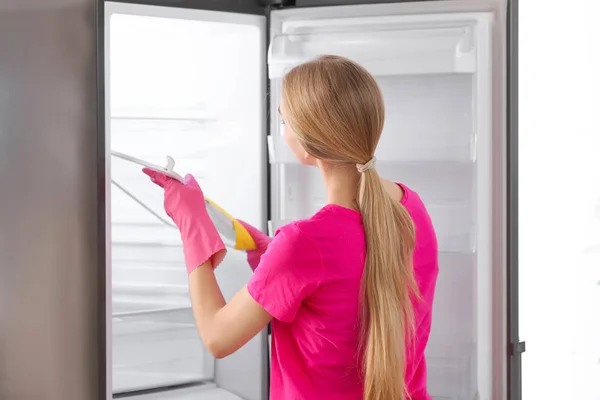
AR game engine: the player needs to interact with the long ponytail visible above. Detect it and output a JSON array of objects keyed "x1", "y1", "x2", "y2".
[
  {"x1": 281, "y1": 54, "x2": 418, "y2": 400},
  {"x1": 358, "y1": 169, "x2": 417, "y2": 400}
]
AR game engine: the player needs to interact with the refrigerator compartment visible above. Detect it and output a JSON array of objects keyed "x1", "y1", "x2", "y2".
[
  {"x1": 112, "y1": 242, "x2": 185, "y2": 264},
  {"x1": 427, "y1": 204, "x2": 475, "y2": 254},
  {"x1": 271, "y1": 161, "x2": 474, "y2": 212},
  {"x1": 268, "y1": 131, "x2": 474, "y2": 164},
  {"x1": 113, "y1": 359, "x2": 208, "y2": 396},
  {"x1": 113, "y1": 338, "x2": 211, "y2": 393},
  {"x1": 107, "y1": 6, "x2": 268, "y2": 398},
  {"x1": 111, "y1": 245, "x2": 250, "y2": 296},
  {"x1": 377, "y1": 74, "x2": 475, "y2": 163},
  {"x1": 112, "y1": 307, "x2": 214, "y2": 393},
  {"x1": 112, "y1": 297, "x2": 190, "y2": 317},
  {"x1": 112, "y1": 222, "x2": 181, "y2": 246},
  {"x1": 269, "y1": 164, "x2": 325, "y2": 223},
  {"x1": 425, "y1": 342, "x2": 477, "y2": 400},
  {"x1": 271, "y1": 216, "x2": 473, "y2": 254},
  {"x1": 269, "y1": 71, "x2": 475, "y2": 164},
  {"x1": 270, "y1": 169, "x2": 474, "y2": 253},
  {"x1": 426, "y1": 253, "x2": 477, "y2": 399},
  {"x1": 111, "y1": 142, "x2": 264, "y2": 238},
  {"x1": 377, "y1": 162, "x2": 474, "y2": 206},
  {"x1": 269, "y1": 15, "x2": 477, "y2": 78},
  {"x1": 110, "y1": 118, "x2": 234, "y2": 161},
  {"x1": 429, "y1": 253, "x2": 476, "y2": 345},
  {"x1": 112, "y1": 259, "x2": 188, "y2": 289}
]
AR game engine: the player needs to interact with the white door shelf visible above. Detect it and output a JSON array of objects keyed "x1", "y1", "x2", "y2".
[{"x1": 268, "y1": 13, "x2": 485, "y2": 78}]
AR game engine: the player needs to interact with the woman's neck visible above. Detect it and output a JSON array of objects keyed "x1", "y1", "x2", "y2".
[{"x1": 318, "y1": 162, "x2": 360, "y2": 211}]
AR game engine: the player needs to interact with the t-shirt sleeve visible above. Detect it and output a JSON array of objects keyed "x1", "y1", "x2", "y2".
[{"x1": 247, "y1": 223, "x2": 323, "y2": 323}]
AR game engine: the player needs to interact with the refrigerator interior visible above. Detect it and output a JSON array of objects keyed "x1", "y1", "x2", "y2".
[
  {"x1": 105, "y1": 3, "x2": 266, "y2": 399},
  {"x1": 268, "y1": 5, "x2": 497, "y2": 400}
]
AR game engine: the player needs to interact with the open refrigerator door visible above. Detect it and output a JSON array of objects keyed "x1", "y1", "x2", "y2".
[
  {"x1": 267, "y1": 2, "x2": 506, "y2": 400},
  {"x1": 105, "y1": 2, "x2": 267, "y2": 399}
]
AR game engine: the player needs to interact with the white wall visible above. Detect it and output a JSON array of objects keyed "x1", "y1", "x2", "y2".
[{"x1": 520, "y1": 1, "x2": 600, "y2": 399}]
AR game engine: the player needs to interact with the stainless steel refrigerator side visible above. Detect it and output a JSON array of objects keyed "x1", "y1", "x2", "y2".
[
  {"x1": 101, "y1": 1, "x2": 111, "y2": 398},
  {"x1": 506, "y1": 0, "x2": 522, "y2": 399},
  {"x1": 0, "y1": 1, "x2": 106, "y2": 400},
  {"x1": 489, "y1": 2, "x2": 510, "y2": 400}
]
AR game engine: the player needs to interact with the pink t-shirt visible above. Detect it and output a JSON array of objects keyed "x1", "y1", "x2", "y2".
[{"x1": 247, "y1": 183, "x2": 439, "y2": 400}]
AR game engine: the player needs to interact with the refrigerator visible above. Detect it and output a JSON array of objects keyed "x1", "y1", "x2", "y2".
[{"x1": 0, "y1": 0, "x2": 520, "y2": 400}]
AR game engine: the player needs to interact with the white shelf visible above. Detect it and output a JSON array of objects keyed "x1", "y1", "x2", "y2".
[
  {"x1": 119, "y1": 385, "x2": 245, "y2": 400},
  {"x1": 269, "y1": 16, "x2": 477, "y2": 78}
]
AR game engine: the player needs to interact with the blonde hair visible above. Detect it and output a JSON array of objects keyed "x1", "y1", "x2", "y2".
[{"x1": 282, "y1": 55, "x2": 418, "y2": 400}]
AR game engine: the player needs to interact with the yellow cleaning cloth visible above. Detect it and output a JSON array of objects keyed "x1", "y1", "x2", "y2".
[{"x1": 205, "y1": 197, "x2": 257, "y2": 251}]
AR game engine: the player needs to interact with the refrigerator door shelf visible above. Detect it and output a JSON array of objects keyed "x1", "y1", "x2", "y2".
[
  {"x1": 268, "y1": 134, "x2": 476, "y2": 165},
  {"x1": 269, "y1": 16, "x2": 479, "y2": 78}
]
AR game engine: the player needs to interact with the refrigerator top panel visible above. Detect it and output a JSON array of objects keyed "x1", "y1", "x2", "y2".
[{"x1": 269, "y1": 10, "x2": 493, "y2": 78}]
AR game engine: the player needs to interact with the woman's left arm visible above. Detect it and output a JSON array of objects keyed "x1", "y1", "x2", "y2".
[
  {"x1": 188, "y1": 262, "x2": 272, "y2": 359},
  {"x1": 141, "y1": 168, "x2": 273, "y2": 358}
]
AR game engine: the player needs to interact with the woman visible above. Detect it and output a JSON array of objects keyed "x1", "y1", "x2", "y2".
[{"x1": 144, "y1": 55, "x2": 439, "y2": 400}]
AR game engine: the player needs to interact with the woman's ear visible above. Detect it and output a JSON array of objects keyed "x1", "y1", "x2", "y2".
[{"x1": 303, "y1": 151, "x2": 318, "y2": 166}]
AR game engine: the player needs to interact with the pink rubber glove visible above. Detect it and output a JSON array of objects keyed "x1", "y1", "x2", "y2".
[
  {"x1": 236, "y1": 220, "x2": 272, "y2": 272},
  {"x1": 143, "y1": 168, "x2": 226, "y2": 274}
]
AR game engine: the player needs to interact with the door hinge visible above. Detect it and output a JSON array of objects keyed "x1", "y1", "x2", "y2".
[
  {"x1": 510, "y1": 341, "x2": 526, "y2": 356},
  {"x1": 260, "y1": 0, "x2": 295, "y2": 7}
]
